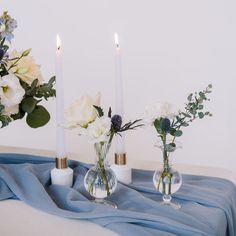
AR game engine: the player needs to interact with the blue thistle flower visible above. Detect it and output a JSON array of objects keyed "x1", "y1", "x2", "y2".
[
  {"x1": 160, "y1": 118, "x2": 171, "y2": 132},
  {"x1": 111, "y1": 114, "x2": 122, "y2": 132}
]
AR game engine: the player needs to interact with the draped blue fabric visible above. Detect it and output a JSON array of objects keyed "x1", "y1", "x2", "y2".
[{"x1": 0, "y1": 153, "x2": 235, "y2": 236}]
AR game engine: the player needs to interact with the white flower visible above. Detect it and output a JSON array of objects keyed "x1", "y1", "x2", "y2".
[
  {"x1": 0, "y1": 74, "x2": 25, "y2": 115},
  {"x1": 8, "y1": 50, "x2": 44, "y2": 85},
  {"x1": 87, "y1": 116, "x2": 111, "y2": 143},
  {"x1": 144, "y1": 102, "x2": 178, "y2": 124},
  {"x1": 65, "y1": 93, "x2": 101, "y2": 129}
]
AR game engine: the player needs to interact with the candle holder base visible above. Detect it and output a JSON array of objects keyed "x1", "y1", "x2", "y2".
[
  {"x1": 111, "y1": 153, "x2": 132, "y2": 185},
  {"x1": 51, "y1": 157, "x2": 73, "y2": 187}
]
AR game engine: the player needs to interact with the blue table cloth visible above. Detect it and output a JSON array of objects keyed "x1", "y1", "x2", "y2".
[{"x1": 0, "y1": 153, "x2": 235, "y2": 236}]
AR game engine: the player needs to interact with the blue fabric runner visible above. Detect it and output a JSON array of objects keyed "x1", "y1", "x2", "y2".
[{"x1": 0, "y1": 153, "x2": 235, "y2": 236}]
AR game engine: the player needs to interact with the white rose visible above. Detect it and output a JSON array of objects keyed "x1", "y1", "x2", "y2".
[
  {"x1": 65, "y1": 93, "x2": 101, "y2": 129},
  {"x1": 0, "y1": 74, "x2": 25, "y2": 115},
  {"x1": 87, "y1": 116, "x2": 111, "y2": 143},
  {"x1": 144, "y1": 102, "x2": 178, "y2": 124},
  {"x1": 8, "y1": 50, "x2": 44, "y2": 85}
]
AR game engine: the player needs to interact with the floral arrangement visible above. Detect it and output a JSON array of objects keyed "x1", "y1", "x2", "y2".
[
  {"x1": 145, "y1": 84, "x2": 212, "y2": 150},
  {"x1": 66, "y1": 93, "x2": 142, "y2": 144},
  {"x1": 0, "y1": 11, "x2": 55, "y2": 128},
  {"x1": 145, "y1": 84, "x2": 213, "y2": 199},
  {"x1": 66, "y1": 93, "x2": 142, "y2": 197}
]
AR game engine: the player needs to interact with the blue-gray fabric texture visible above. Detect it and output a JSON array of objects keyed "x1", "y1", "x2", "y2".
[{"x1": 0, "y1": 153, "x2": 235, "y2": 236}]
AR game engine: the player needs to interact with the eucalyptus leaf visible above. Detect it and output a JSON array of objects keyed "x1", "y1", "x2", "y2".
[
  {"x1": 21, "y1": 97, "x2": 38, "y2": 113},
  {"x1": 198, "y1": 112, "x2": 204, "y2": 119},
  {"x1": 181, "y1": 112, "x2": 191, "y2": 118},
  {"x1": 170, "y1": 128, "x2": 176, "y2": 136},
  {"x1": 190, "y1": 109, "x2": 197, "y2": 115},
  {"x1": 26, "y1": 105, "x2": 50, "y2": 128},
  {"x1": 199, "y1": 92, "x2": 206, "y2": 100},
  {"x1": 181, "y1": 122, "x2": 189, "y2": 127},
  {"x1": 26, "y1": 79, "x2": 38, "y2": 96},
  {"x1": 187, "y1": 93, "x2": 193, "y2": 101},
  {"x1": 0, "y1": 115, "x2": 11, "y2": 128},
  {"x1": 0, "y1": 104, "x2": 4, "y2": 112},
  {"x1": 174, "y1": 130, "x2": 183, "y2": 137},
  {"x1": 165, "y1": 143, "x2": 176, "y2": 152},
  {"x1": 48, "y1": 76, "x2": 56, "y2": 85}
]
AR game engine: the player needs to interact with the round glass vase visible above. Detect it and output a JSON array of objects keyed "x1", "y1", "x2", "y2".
[
  {"x1": 153, "y1": 141, "x2": 182, "y2": 209},
  {"x1": 84, "y1": 141, "x2": 117, "y2": 208}
]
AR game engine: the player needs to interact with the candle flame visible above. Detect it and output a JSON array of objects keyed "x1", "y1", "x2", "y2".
[
  {"x1": 114, "y1": 32, "x2": 119, "y2": 47},
  {"x1": 56, "y1": 34, "x2": 61, "y2": 50}
]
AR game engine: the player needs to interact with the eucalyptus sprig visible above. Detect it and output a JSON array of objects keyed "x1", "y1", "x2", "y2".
[
  {"x1": 11, "y1": 77, "x2": 56, "y2": 128},
  {"x1": 153, "y1": 84, "x2": 213, "y2": 149},
  {"x1": 170, "y1": 84, "x2": 213, "y2": 137}
]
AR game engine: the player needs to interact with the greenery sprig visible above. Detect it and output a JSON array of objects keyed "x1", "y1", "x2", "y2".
[
  {"x1": 153, "y1": 84, "x2": 213, "y2": 151},
  {"x1": 93, "y1": 105, "x2": 143, "y2": 142}
]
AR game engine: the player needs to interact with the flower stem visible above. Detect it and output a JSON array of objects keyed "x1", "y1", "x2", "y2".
[{"x1": 98, "y1": 159, "x2": 110, "y2": 196}]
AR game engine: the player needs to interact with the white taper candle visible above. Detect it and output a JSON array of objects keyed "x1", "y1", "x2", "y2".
[
  {"x1": 55, "y1": 34, "x2": 66, "y2": 158},
  {"x1": 114, "y1": 32, "x2": 125, "y2": 154}
]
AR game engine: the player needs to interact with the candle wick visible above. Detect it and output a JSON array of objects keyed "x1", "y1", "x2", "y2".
[
  {"x1": 57, "y1": 46, "x2": 61, "y2": 50},
  {"x1": 116, "y1": 44, "x2": 119, "y2": 48}
]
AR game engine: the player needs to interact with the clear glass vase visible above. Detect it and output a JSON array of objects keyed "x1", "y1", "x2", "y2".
[
  {"x1": 84, "y1": 141, "x2": 117, "y2": 208},
  {"x1": 153, "y1": 140, "x2": 182, "y2": 209}
]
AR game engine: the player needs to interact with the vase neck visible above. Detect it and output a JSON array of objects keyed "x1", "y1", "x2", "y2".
[
  {"x1": 94, "y1": 142, "x2": 111, "y2": 167},
  {"x1": 162, "y1": 149, "x2": 173, "y2": 170}
]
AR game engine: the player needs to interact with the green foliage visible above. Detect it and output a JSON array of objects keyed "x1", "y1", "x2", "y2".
[
  {"x1": 108, "y1": 107, "x2": 112, "y2": 118},
  {"x1": 154, "y1": 84, "x2": 213, "y2": 152},
  {"x1": 0, "y1": 113, "x2": 12, "y2": 128},
  {"x1": 11, "y1": 108, "x2": 25, "y2": 120},
  {"x1": 93, "y1": 105, "x2": 143, "y2": 144},
  {"x1": 173, "y1": 130, "x2": 183, "y2": 137},
  {"x1": 10, "y1": 77, "x2": 56, "y2": 128},
  {"x1": 22, "y1": 48, "x2": 31, "y2": 57},
  {"x1": 21, "y1": 97, "x2": 39, "y2": 114},
  {"x1": 165, "y1": 143, "x2": 176, "y2": 152},
  {"x1": 93, "y1": 105, "x2": 104, "y2": 117},
  {"x1": 154, "y1": 119, "x2": 161, "y2": 133},
  {"x1": 119, "y1": 119, "x2": 143, "y2": 132},
  {"x1": 35, "y1": 76, "x2": 56, "y2": 100},
  {"x1": 26, "y1": 105, "x2": 50, "y2": 128}
]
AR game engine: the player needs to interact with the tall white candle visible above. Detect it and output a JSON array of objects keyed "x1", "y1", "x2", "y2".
[
  {"x1": 114, "y1": 32, "x2": 125, "y2": 154},
  {"x1": 56, "y1": 34, "x2": 66, "y2": 158}
]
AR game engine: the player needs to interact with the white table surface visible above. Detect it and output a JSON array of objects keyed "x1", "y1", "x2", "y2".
[{"x1": 0, "y1": 146, "x2": 235, "y2": 236}]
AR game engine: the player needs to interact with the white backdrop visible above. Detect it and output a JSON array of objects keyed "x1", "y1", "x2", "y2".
[{"x1": 0, "y1": 0, "x2": 235, "y2": 172}]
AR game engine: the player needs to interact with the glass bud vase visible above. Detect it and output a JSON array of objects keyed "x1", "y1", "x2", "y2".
[
  {"x1": 153, "y1": 141, "x2": 182, "y2": 209},
  {"x1": 84, "y1": 141, "x2": 117, "y2": 208}
]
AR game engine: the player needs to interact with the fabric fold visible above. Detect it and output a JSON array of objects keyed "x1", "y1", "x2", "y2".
[{"x1": 0, "y1": 153, "x2": 235, "y2": 236}]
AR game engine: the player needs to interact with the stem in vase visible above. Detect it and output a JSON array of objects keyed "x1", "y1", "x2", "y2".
[
  {"x1": 98, "y1": 158, "x2": 110, "y2": 196},
  {"x1": 161, "y1": 135, "x2": 172, "y2": 195}
]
